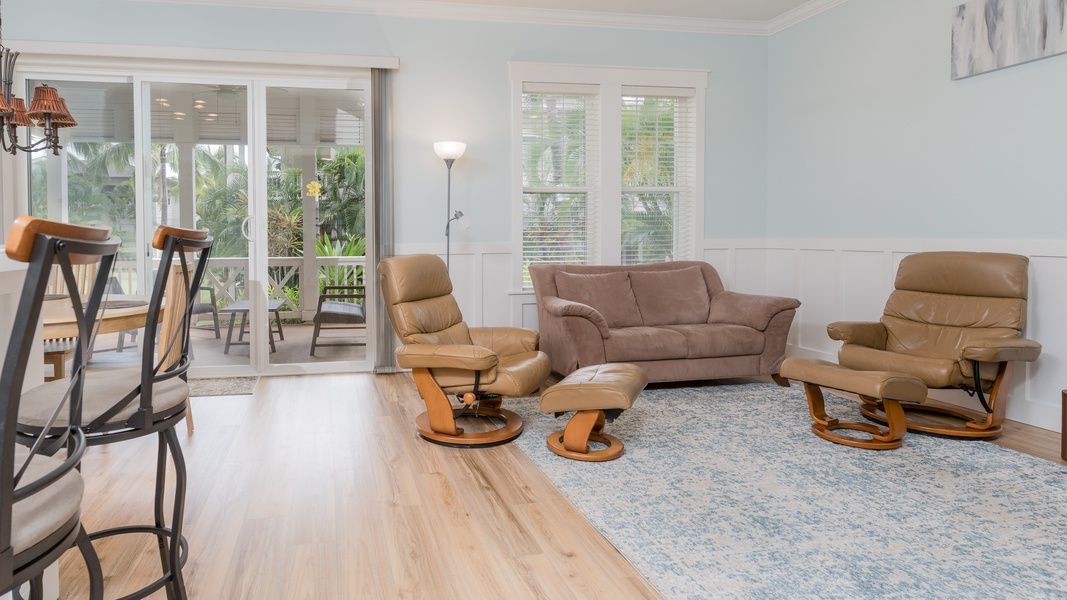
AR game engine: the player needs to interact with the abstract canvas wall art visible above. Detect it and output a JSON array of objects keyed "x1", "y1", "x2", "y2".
[{"x1": 952, "y1": 0, "x2": 1067, "y2": 79}]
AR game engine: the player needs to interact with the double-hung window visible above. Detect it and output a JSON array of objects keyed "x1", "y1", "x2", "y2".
[{"x1": 512, "y1": 64, "x2": 706, "y2": 287}]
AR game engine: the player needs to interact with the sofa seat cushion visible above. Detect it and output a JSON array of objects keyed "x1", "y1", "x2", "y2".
[
  {"x1": 555, "y1": 271, "x2": 642, "y2": 329},
  {"x1": 604, "y1": 327, "x2": 688, "y2": 362},
  {"x1": 838, "y1": 344, "x2": 965, "y2": 388},
  {"x1": 662, "y1": 324, "x2": 764, "y2": 359},
  {"x1": 629, "y1": 266, "x2": 711, "y2": 326}
]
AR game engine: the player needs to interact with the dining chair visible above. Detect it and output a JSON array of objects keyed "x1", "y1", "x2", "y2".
[
  {"x1": 2, "y1": 216, "x2": 110, "y2": 600},
  {"x1": 190, "y1": 285, "x2": 220, "y2": 338},
  {"x1": 16, "y1": 224, "x2": 213, "y2": 600}
]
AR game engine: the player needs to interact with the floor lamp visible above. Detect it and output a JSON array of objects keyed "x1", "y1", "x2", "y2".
[{"x1": 434, "y1": 141, "x2": 467, "y2": 270}]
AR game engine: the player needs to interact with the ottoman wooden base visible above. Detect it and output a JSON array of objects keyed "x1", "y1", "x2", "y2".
[
  {"x1": 540, "y1": 363, "x2": 648, "y2": 462},
  {"x1": 780, "y1": 357, "x2": 928, "y2": 450}
]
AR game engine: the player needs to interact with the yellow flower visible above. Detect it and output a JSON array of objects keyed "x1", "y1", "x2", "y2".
[{"x1": 306, "y1": 181, "x2": 323, "y2": 197}]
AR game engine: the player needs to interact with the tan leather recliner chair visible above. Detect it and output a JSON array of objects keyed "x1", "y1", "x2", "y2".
[
  {"x1": 831, "y1": 251, "x2": 1041, "y2": 438},
  {"x1": 378, "y1": 254, "x2": 552, "y2": 447}
]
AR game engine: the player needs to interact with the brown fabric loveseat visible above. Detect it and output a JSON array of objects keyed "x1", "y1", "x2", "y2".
[{"x1": 530, "y1": 261, "x2": 801, "y2": 384}]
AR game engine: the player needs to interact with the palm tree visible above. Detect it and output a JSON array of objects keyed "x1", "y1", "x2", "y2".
[
  {"x1": 316, "y1": 147, "x2": 365, "y2": 245},
  {"x1": 194, "y1": 146, "x2": 250, "y2": 258},
  {"x1": 65, "y1": 142, "x2": 138, "y2": 258}
]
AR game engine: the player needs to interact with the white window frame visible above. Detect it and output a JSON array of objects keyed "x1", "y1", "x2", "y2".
[{"x1": 509, "y1": 62, "x2": 707, "y2": 289}]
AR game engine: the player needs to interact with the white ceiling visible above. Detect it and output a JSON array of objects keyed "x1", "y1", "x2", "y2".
[
  {"x1": 398, "y1": 0, "x2": 816, "y2": 22},
  {"x1": 122, "y1": 0, "x2": 847, "y2": 34}
]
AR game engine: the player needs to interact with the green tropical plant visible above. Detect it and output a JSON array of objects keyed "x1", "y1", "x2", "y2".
[
  {"x1": 316, "y1": 234, "x2": 366, "y2": 291},
  {"x1": 316, "y1": 147, "x2": 365, "y2": 243}
]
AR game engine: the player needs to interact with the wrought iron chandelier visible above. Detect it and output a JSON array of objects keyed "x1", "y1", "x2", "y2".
[{"x1": 0, "y1": 1, "x2": 76, "y2": 155}]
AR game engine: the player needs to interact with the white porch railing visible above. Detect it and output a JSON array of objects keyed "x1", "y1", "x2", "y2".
[{"x1": 109, "y1": 256, "x2": 366, "y2": 320}]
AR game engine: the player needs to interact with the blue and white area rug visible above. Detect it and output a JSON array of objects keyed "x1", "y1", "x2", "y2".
[{"x1": 509, "y1": 383, "x2": 1067, "y2": 599}]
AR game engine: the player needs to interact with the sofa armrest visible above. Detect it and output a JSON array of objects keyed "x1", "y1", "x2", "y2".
[
  {"x1": 708, "y1": 291, "x2": 801, "y2": 331},
  {"x1": 395, "y1": 344, "x2": 499, "y2": 371},
  {"x1": 470, "y1": 327, "x2": 540, "y2": 356},
  {"x1": 541, "y1": 295, "x2": 610, "y2": 338},
  {"x1": 961, "y1": 337, "x2": 1042, "y2": 363},
  {"x1": 827, "y1": 321, "x2": 888, "y2": 349}
]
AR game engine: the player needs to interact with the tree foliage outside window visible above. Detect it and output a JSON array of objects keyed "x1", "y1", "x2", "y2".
[
  {"x1": 521, "y1": 92, "x2": 594, "y2": 286},
  {"x1": 621, "y1": 95, "x2": 683, "y2": 265}
]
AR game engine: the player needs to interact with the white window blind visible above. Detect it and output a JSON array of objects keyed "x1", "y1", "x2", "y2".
[
  {"x1": 521, "y1": 84, "x2": 600, "y2": 286},
  {"x1": 620, "y1": 86, "x2": 695, "y2": 265}
]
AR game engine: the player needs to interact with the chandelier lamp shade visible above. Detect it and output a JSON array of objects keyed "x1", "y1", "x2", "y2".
[
  {"x1": 0, "y1": 6, "x2": 77, "y2": 155},
  {"x1": 435, "y1": 141, "x2": 468, "y2": 270}
]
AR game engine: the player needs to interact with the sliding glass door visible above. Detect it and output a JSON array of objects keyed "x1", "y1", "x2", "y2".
[
  {"x1": 144, "y1": 81, "x2": 252, "y2": 369},
  {"x1": 25, "y1": 74, "x2": 373, "y2": 376},
  {"x1": 264, "y1": 86, "x2": 369, "y2": 366}
]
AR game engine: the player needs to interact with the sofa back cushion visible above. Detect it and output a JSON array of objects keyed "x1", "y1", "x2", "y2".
[
  {"x1": 629, "y1": 266, "x2": 711, "y2": 326},
  {"x1": 555, "y1": 271, "x2": 643, "y2": 328}
]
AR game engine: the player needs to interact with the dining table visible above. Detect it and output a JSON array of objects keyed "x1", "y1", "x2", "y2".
[{"x1": 39, "y1": 263, "x2": 189, "y2": 377}]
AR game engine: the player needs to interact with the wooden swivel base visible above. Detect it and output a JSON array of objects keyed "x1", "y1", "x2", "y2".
[
  {"x1": 805, "y1": 383, "x2": 908, "y2": 450},
  {"x1": 546, "y1": 409, "x2": 625, "y2": 462},
  {"x1": 859, "y1": 402, "x2": 1002, "y2": 439},
  {"x1": 858, "y1": 362, "x2": 1014, "y2": 440},
  {"x1": 414, "y1": 407, "x2": 524, "y2": 448},
  {"x1": 781, "y1": 358, "x2": 929, "y2": 451},
  {"x1": 410, "y1": 368, "x2": 524, "y2": 448}
]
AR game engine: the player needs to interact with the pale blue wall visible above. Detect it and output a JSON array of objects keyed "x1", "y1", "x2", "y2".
[
  {"x1": 8, "y1": 0, "x2": 770, "y2": 245},
  {"x1": 768, "y1": 0, "x2": 1067, "y2": 239}
]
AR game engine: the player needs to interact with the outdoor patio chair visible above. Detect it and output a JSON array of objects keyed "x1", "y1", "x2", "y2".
[
  {"x1": 190, "y1": 285, "x2": 220, "y2": 338},
  {"x1": 309, "y1": 285, "x2": 367, "y2": 355}
]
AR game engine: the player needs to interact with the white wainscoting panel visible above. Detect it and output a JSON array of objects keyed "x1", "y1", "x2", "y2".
[
  {"x1": 702, "y1": 248, "x2": 731, "y2": 278},
  {"x1": 732, "y1": 248, "x2": 769, "y2": 293},
  {"x1": 796, "y1": 249, "x2": 841, "y2": 357},
  {"x1": 841, "y1": 250, "x2": 891, "y2": 323},
  {"x1": 765, "y1": 248, "x2": 800, "y2": 347},
  {"x1": 480, "y1": 252, "x2": 513, "y2": 327}
]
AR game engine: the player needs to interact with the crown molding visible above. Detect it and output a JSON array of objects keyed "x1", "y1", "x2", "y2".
[
  {"x1": 767, "y1": 0, "x2": 851, "y2": 35},
  {"x1": 7, "y1": 39, "x2": 399, "y2": 74},
  {"x1": 118, "y1": 0, "x2": 852, "y2": 36}
]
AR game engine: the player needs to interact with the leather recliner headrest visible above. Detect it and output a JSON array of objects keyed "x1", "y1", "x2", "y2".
[
  {"x1": 378, "y1": 254, "x2": 454, "y2": 305},
  {"x1": 894, "y1": 251, "x2": 1028, "y2": 300}
]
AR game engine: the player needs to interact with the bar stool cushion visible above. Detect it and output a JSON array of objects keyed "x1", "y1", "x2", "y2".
[
  {"x1": 18, "y1": 368, "x2": 189, "y2": 430},
  {"x1": 11, "y1": 446, "x2": 84, "y2": 554}
]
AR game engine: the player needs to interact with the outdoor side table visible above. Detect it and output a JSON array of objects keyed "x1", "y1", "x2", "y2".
[{"x1": 220, "y1": 299, "x2": 285, "y2": 354}]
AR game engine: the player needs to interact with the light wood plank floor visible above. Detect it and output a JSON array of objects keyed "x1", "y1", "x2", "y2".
[
  {"x1": 56, "y1": 374, "x2": 1063, "y2": 598},
  {"x1": 58, "y1": 373, "x2": 660, "y2": 599}
]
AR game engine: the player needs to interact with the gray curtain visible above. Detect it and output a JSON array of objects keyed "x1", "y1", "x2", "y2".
[{"x1": 370, "y1": 67, "x2": 398, "y2": 373}]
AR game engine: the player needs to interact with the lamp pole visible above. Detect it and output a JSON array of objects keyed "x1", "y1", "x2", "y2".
[
  {"x1": 434, "y1": 141, "x2": 466, "y2": 271},
  {"x1": 444, "y1": 157, "x2": 455, "y2": 270}
]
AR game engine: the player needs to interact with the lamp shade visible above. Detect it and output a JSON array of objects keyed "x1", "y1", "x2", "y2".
[
  {"x1": 433, "y1": 141, "x2": 466, "y2": 161},
  {"x1": 48, "y1": 98, "x2": 78, "y2": 128},
  {"x1": 25, "y1": 84, "x2": 64, "y2": 121},
  {"x1": 9, "y1": 98, "x2": 33, "y2": 127}
]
